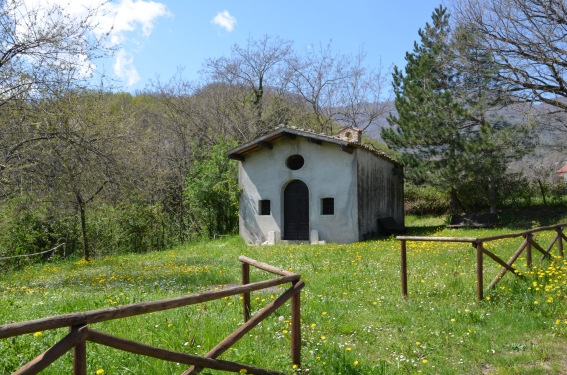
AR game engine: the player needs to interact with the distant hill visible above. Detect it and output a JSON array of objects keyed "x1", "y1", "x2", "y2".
[{"x1": 358, "y1": 100, "x2": 566, "y2": 181}]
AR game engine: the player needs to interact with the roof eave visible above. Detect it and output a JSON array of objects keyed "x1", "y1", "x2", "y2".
[{"x1": 226, "y1": 127, "x2": 349, "y2": 159}]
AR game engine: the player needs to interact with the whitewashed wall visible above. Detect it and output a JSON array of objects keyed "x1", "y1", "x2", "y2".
[{"x1": 238, "y1": 137, "x2": 359, "y2": 244}]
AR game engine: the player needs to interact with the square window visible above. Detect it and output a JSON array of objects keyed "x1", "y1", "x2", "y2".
[
  {"x1": 321, "y1": 198, "x2": 334, "y2": 215},
  {"x1": 259, "y1": 200, "x2": 271, "y2": 215}
]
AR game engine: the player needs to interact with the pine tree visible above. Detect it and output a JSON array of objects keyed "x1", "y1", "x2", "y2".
[{"x1": 382, "y1": 6, "x2": 470, "y2": 215}]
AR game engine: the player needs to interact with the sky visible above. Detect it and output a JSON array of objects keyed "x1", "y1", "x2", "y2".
[{"x1": 15, "y1": 0, "x2": 447, "y2": 93}]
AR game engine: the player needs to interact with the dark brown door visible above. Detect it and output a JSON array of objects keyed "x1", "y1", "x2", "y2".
[{"x1": 284, "y1": 180, "x2": 309, "y2": 240}]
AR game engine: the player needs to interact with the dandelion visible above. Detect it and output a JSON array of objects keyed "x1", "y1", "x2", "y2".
[
  {"x1": 534, "y1": 301, "x2": 539, "y2": 305},
  {"x1": 416, "y1": 341, "x2": 421, "y2": 345},
  {"x1": 310, "y1": 323, "x2": 316, "y2": 329},
  {"x1": 282, "y1": 329, "x2": 288, "y2": 334},
  {"x1": 353, "y1": 360, "x2": 359, "y2": 366},
  {"x1": 321, "y1": 311, "x2": 327, "y2": 316},
  {"x1": 33, "y1": 331, "x2": 42, "y2": 337},
  {"x1": 292, "y1": 364, "x2": 298, "y2": 369},
  {"x1": 423, "y1": 359, "x2": 428, "y2": 364},
  {"x1": 450, "y1": 318, "x2": 456, "y2": 322},
  {"x1": 96, "y1": 370, "x2": 105, "y2": 375},
  {"x1": 346, "y1": 347, "x2": 352, "y2": 351},
  {"x1": 320, "y1": 335, "x2": 326, "y2": 340},
  {"x1": 485, "y1": 296, "x2": 491, "y2": 301},
  {"x1": 239, "y1": 369, "x2": 247, "y2": 373},
  {"x1": 167, "y1": 323, "x2": 173, "y2": 328}
]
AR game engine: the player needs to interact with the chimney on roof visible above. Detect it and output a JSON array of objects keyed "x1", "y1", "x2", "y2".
[{"x1": 337, "y1": 126, "x2": 361, "y2": 143}]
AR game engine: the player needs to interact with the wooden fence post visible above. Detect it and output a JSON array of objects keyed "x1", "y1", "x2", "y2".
[
  {"x1": 401, "y1": 240, "x2": 408, "y2": 298},
  {"x1": 242, "y1": 262, "x2": 251, "y2": 322},
  {"x1": 476, "y1": 242, "x2": 483, "y2": 300},
  {"x1": 73, "y1": 325, "x2": 87, "y2": 375},
  {"x1": 558, "y1": 227, "x2": 564, "y2": 257},
  {"x1": 291, "y1": 283, "x2": 301, "y2": 367},
  {"x1": 526, "y1": 234, "x2": 532, "y2": 268}
]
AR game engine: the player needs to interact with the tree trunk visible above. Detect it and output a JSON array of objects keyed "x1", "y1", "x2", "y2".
[
  {"x1": 488, "y1": 178, "x2": 497, "y2": 214},
  {"x1": 76, "y1": 193, "x2": 90, "y2": 261},
  {"x1": 450, "y1": 187, "x2": 459, "y2": 216},
  {"x1": 536, "y1": 179, "x2": 547, "y2": 206}
]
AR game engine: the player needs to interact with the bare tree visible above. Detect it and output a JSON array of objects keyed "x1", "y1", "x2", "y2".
[
  {"x1": 202, "y1": 35, "x2": 293, "y2": 138},
  {"x1": 452, "y1": 0, "x2": 567, "y2": 111},
  {"x1": 287, "y1": 42, "x2": 389, "y2": 134},
  {"x1": 333, "y1": 52, "x2": 390, "y2": 133},
  {"x1": 1, "y1": 0, "x2": 113, "y2": 198},
  {"x1": 0, "y1": 0, "x2": 112, "y2": 106}
]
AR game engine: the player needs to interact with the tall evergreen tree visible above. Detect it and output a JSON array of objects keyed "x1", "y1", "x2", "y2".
[
  {"x1": 384, "y1": 6, "x2": 530, "y2": 215},
  {"x1": 382, "y1": 6, "x2": 470, "y2": 215}
]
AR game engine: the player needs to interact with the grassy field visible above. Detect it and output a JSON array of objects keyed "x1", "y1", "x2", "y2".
[{"x1": 1, "y1": 218, "x2": 567, "y2": 374}]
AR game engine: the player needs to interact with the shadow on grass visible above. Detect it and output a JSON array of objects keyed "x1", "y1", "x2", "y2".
[
  {"x1": 405, "y1": 225, "x2": 445, "y2": 237},
  {"x1": 498, "y1": 205, "x2": 567, "y2": 229}
]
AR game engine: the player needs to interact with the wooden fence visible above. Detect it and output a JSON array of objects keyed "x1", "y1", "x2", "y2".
[
  {"x1": 397, "y1": 223, "x2": 566, "y2": 300},
  {"x1": 0, "y1": 256, "x2": 304, "y2": 375}
]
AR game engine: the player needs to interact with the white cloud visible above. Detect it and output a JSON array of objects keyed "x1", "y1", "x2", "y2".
[
  {"x1": 102, "y1": 0, "x2": 171, "y2": 45},
  {"x1": 8, "y1": 0, "x2": 170, "y2": 86},
  {"x1": 212, "y1": 10, "x2": 236, "y2": 32},
  {"x1": 114, "y1": 48, "x2": 140, "y2": 85}
]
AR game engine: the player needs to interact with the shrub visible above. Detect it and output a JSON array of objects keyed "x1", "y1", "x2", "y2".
[{"x1": 404, "y1": 184, "x2": 449, "y2": 215}]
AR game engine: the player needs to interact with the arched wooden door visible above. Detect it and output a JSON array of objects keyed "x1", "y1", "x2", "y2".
[{"x1": 283, "y1": 180, "x2": 309, "y2": 240}]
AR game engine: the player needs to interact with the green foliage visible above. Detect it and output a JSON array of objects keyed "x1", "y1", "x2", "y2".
[
  {"x1": 184, "y1": 138, "x2": 241, "y2": 239},
  {"x1": 0, "y1": 197, "x2": 185, "y2": 269},
  {"x1": 406, "y1": 175, "x2": 566, "y2": 216},
  {"x1": 0, "y1": 197, "x2": 77, "y2": 269},
  {"x1": 404, "y1": 184, "x2": 450, "y2": 215},
  {"x1": 86, "y1": 203, "x2": 175, "y2": 257}
]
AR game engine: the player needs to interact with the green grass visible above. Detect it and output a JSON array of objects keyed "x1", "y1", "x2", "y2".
[{"x1": 1, "y1": 226, "x2": 567, "y2": 374}]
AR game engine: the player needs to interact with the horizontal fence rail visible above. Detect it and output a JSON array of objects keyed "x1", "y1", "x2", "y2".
[
  {"x1": 0, "y1": 256, "x2": 304, "y2": 375},
  {"x1": 397, "y1": 223, "x2": 566, "y2": 300}
]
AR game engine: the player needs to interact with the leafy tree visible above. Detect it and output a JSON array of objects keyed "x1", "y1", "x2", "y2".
[
  {"x1": 184, "y1": 139, "x2": 240, "y2": 239},
  {"x1": 383, "y1": 6, "x2": 472, "y2": 215}
]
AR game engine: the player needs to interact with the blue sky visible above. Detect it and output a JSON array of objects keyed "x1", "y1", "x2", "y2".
[{"x1": 79, "y1": 1, "x2": 447, "y2": 92}]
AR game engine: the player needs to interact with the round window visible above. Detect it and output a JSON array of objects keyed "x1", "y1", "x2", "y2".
[{"x1": 286, "y1": 154, "x2": 304, "y2": 170}]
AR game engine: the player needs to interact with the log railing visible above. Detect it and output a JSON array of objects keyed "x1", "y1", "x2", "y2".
[
  {"x1": 398, "y1": 223, "x2": 566, "y2": 300},
  {"x1": 0, "y1": 256, "x2": 304, "y2": 375}
]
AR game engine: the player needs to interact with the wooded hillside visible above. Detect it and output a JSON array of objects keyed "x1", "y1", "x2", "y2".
[{"x1": 1, "y1": 0, "x2": 566, "y2": 265}]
